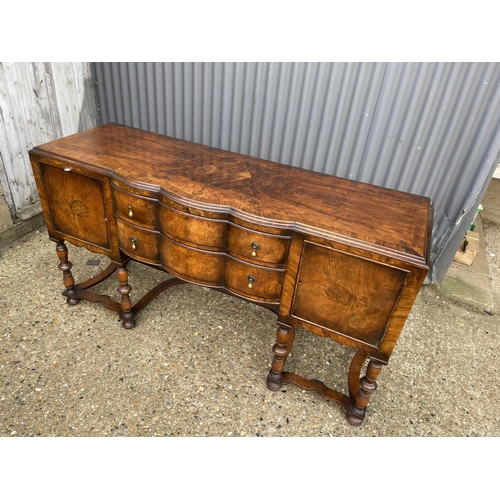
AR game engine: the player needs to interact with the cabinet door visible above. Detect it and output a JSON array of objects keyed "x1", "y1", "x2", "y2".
[
  {"x1": 291, "y1": 241, "x2": 409, "y2": 348},
  {"x1": 40, "y1": 162, "x2": 112, "y2": 252}
]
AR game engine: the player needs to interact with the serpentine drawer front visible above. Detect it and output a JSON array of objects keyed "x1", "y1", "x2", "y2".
[
  {"x1": 159, "y1": 203, "x2": 227, "y2": 251},
  {"x1": 226, "y1": 223, "x2": 290, "y2": 267},
  {"x1": 112, "y1": 184, "x2": 158, "y2": 229},
  {"x1": 29, "y1": 123, "x2": 433, "y2": 426}
]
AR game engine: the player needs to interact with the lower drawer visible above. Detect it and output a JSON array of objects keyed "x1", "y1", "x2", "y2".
[
  {"x1": 159, "y1": 236, "x2": 225, "y2": 286},
  {"x1": 224, "y1": 257, "x2": 285, "y2": 303},
  {"x1": 116, "y1": 218, "x2": 160, "y2": 264}
]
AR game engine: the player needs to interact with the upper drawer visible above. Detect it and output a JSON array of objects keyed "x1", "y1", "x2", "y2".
[
  {"x1": 226, "y1": 223, "x2": 290, "y2": 267},
  {"x1": 159, "y1": 203, "x2": 226, "y2": 251},
  {"x1": 112, "y1": 185, "x2": 158, "y2": 229}
]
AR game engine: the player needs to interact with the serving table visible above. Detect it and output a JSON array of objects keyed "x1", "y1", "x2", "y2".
[{"x1": 29, "y1": 123, "x2": 433, "y2": 425}]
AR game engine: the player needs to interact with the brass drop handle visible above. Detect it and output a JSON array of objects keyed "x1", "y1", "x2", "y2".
[
  {"x1": 251, "y1": 242, "x2": 260, "y2": 258},
  {"x1": 131, "y1": 236, "x2": 137, "y2": 250},
  {"x1": 128, "y1": 206, "x2": 133, "y2": 218},
  {"x1": 247, "y1": 275, "x2": 255, "y2": 289}
]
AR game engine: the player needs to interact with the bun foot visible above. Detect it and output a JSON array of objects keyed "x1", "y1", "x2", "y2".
[
  {"x1": 121, "y1": 313, "x2": 136, "y2": 329},
  {"x1": 346, "y1": 403, "x2": 366, "y2": 426},
  {"x1": 267, "y1": 370, "x2": 283, "y2": 391}
]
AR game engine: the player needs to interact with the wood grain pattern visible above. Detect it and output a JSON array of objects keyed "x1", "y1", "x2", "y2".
[
  {"x1": 159, "y1": 236, "x2": 225, "y2": 286},
  {"x1": 116, "y1": 218, "x2": 160, "y2": 265},
  {"x1": 224, "y1": 257, "x2": 285, "y2": 303},
  {"x1": 29, "y1": 123, "x2": 433, "y2": 426},
  {"x1": 291, "y1": 242, "x2": 409, "y2": 347},
  {"x1": 159, "y1": 203, "x2": 226, "y2": 251},
  {"x1": 32, "y1": 123, "x2": 431, "y2": 264},
  {"x1": 112, "y1": 186, "x2": 158, "y2": 229},
  {"x1": 41, "y1": 162, "x2": 110, "y2": 250},
  {"x1": 226, "y1": 223, "x2": 290, "y2": 267}
]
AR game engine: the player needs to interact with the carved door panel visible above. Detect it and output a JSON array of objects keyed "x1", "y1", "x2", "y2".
[
  {"x1": 40, "y1": 163, "x2": 112, "y2": 251},
  {"x1": 291, "y1": 241, "x2": 410, "y2": 348}
]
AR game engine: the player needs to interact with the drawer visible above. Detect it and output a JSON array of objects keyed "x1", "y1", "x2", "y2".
[
  {"x1": 116, "y1": 218, "x2": 160, "y2": 264},
  {"x1": 159, "y1": 204, "x2": 226, "y2": 251},
  {"x1": 224, "y1": 257, "x2": 285, "y2": 303},
  {"x1": 226, "y1": 223, "x2": 290, "y2": 267},
  {"x1": 112, "y1": 186, "x2": 158, "y2": 228},
  {"x1": 159, "y1": 236, "x2": 224, "y2": 286}
]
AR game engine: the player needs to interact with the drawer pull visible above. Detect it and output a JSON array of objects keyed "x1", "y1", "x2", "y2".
[
  {"x1": 247, "y1": 275, "x2": 255, "y2": 289},
  {"x1": 251, "y1": 242, "x2": 260, "y2": 258},
  {"x1": 128, "y1": 206, "x2": 133, "y2": 218},
  {"x1": 131, "y1": 236, "x2": 137, "y2": 250}
]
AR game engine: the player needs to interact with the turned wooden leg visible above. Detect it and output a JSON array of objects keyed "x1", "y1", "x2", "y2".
[
  {"x1": 55, "y1": 240, "x2": 80, "y2": 305},
  {"x1": 117, "y1": 265, "x2": 135, "y2": 329},
  {"x1": 346, "y1": 359, "x2": 384, "y2": 426},
  {"x1": 267, "y1": 324, "x2": 295, "y2": 391}
]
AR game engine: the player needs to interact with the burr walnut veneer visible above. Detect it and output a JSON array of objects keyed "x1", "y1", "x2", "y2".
[{"x1": 29, "y1": 123, "x2": 433, "y2": 425}]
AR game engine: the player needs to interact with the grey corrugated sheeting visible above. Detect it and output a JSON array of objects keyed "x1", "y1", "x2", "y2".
[{"x1": 93, "y1": 62, "x2": 500, "y2": 283}]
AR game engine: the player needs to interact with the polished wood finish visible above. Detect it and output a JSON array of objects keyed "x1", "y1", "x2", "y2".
[
  {"x1": 292, "y1": 242, "x2": 410, "y2": 348},
  {"x1": 226, "y1": 224, "x2": 290, "y2": 266},
  {"x1": 112, "y1": 185, "x2": 158, "y2": 229},
  {"x1": 159, "y1": 203, "x2": 227, "y2": 251},
  {"x1": 29, "y1": 123, "x2": 433, "y2": 425},
  {"x1": 116, "y1": 265, "x2": 134, "y2": 329},
  {"x1": 116, "y1": 218, "x2": 160, "y2": 264},
  {"x1": 55, "y1": 240, "x2": 80, "y2": 305}
]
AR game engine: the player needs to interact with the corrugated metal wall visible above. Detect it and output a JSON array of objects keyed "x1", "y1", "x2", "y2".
[
  {"x1": 94, "y1": 62, "x2": 500, "y2": 283},
  {"x1": 0, "y1": 62, "x2": 99, "y2": 223}
]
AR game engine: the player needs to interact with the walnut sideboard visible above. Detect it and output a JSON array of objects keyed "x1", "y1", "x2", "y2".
[{"x1": 29, "y1": 123, "x2": 433, "y2": 425}]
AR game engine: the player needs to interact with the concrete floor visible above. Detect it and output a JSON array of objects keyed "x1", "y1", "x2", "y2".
[
  {"x1": 1, "y1": 182, "x2": 499, "y2": 438},
  {"x1": 438, "y1": 178, "x2": 500, "y2": 313}
]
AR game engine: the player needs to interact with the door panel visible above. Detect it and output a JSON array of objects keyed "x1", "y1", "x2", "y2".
[
  {"x1": 291, "y1": 241, "x2": 409, "y2": 347},
  {"x1": 40, "y1": 163, "x2": 111, "y2": 250}
]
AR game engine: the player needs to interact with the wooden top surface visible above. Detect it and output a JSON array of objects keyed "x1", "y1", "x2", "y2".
[{"x1": 31, "y1": 123, "x2": 432, "y2": 263}]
